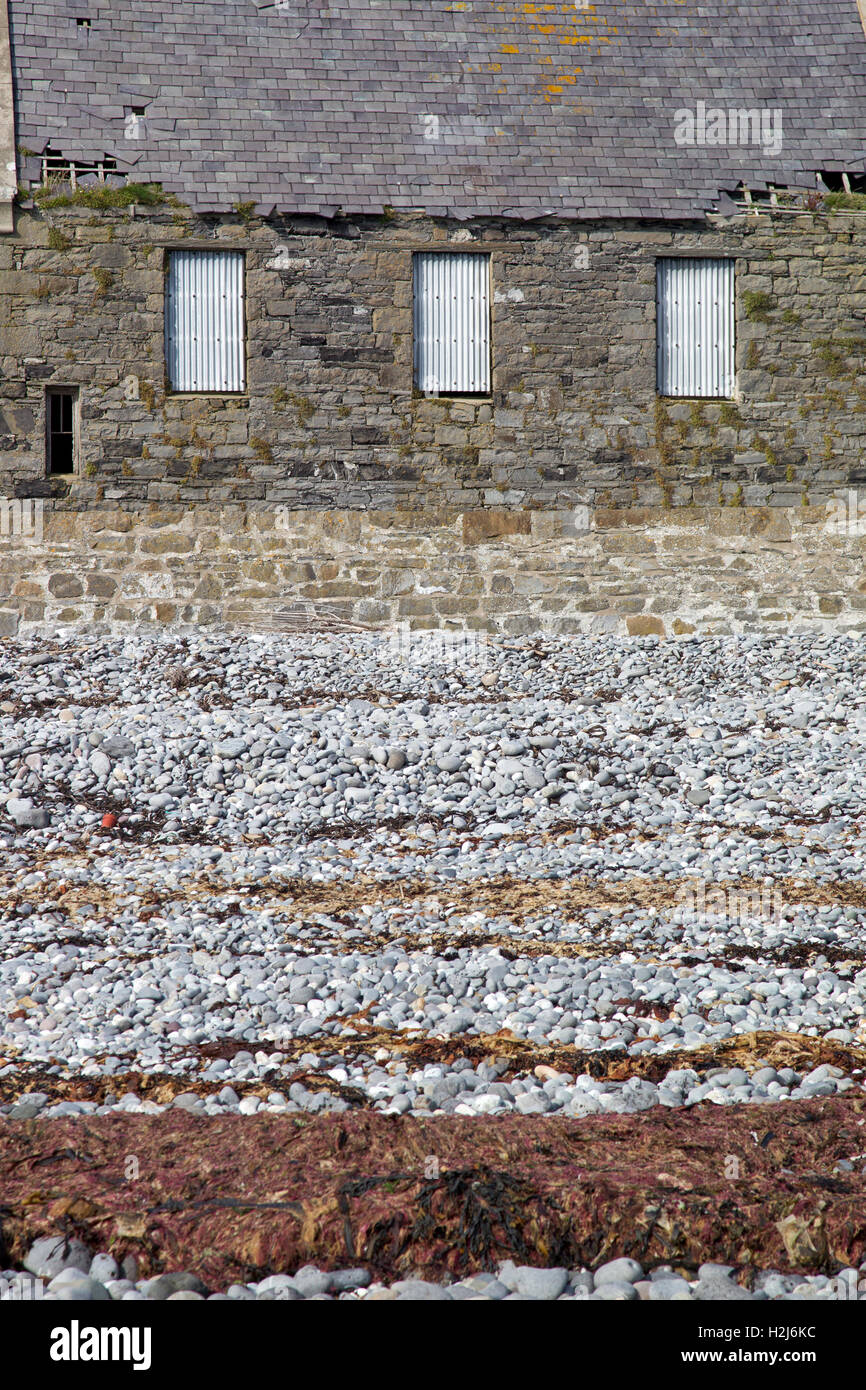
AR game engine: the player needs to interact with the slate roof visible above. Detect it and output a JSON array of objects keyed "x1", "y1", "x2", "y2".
[{"x1": 10, "y1": 0, "x2": 866, "y2": 220}]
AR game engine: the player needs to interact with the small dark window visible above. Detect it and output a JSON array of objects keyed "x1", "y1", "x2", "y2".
[
  {"x1": 76, "y1": 17, "x2": 91, "y2": 28},
  {"x1": 46, "y1": 389, "x2": 78, "y2": 475}
]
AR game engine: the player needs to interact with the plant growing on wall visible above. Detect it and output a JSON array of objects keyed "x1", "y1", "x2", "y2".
[
  {"x1": 34, "y1": 182, "x2": 168, "y2": 210},
  {"x1": 743, "y1": 291, "x2": 775, "y2": 322},
  {"x1": 824, "y1": 191, "x2": 866, "y2": 211},
  {"x1": 47, "y1": 226, "x2": 72, "y2": 251},
  {"x1": 92, "y1": 267, "x2": 113, "y2": 297}
]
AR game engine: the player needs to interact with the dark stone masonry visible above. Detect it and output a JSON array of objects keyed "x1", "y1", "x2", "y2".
[{"x1": 5, "y1": 204, "x2": 866, "y2": 512}]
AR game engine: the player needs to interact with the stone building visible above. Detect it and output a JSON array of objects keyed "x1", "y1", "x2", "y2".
[{"x1": 2, "y1": 0, "x2": 866, "y2": 635}]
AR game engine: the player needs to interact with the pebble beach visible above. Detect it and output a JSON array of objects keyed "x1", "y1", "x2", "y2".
[{"x1": 2, "y1": 627, "x2": 866, "y2": 1299}]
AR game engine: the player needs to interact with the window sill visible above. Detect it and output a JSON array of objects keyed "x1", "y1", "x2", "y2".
[
  {"x1": 656, "y1": 394, "x2": 738, "y2": 403},
  {"x1": 412, "y1": 392, "x2": 492, "y2": 401}
]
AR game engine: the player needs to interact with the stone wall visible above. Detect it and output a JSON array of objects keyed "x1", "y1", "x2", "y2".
[
  {"x1": 0, "y1": 503, "x2": 864, "y2": 637},
  {"x1": 1, "y1": 198, "x2": 865, "y2": 632}
]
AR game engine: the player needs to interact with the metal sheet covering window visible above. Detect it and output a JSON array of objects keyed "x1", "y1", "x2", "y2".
[
  {"x1": 656, "y1": 258, "x2": 735, "y2": 398},
  {"x1": 413, "y1": 252, "x2": 491, "y2": 394},
  {"x1": 166, "y1": 250, "x2": 246, "y2": 393}
]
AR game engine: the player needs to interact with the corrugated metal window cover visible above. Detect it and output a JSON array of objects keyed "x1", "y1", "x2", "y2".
[
  {"x1": 413, "y1": 252, "x2": 491, "y2": 394},
  {"x1": 166, "y1": 250, "x2": 246, "y2": 393},
  {"x1": 657, "y1": 258, "x2": 735, "y2": 398}
]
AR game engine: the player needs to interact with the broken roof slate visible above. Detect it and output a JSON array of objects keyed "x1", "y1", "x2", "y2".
[{"x1": 9, "y1": 0, "x2": 866, "y2": 221}]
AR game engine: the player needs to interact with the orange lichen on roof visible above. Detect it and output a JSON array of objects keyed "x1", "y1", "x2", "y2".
[
  {"x1": 485, "y1": 0, "x2": 617, "y2": 104},
  {"x1": 506, "y1": 3, "x2": 616, "y2": 48}
]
